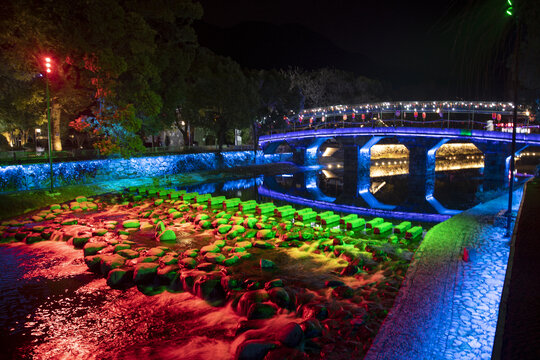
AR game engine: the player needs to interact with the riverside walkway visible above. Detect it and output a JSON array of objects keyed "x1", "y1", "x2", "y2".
[{"x1": 365, "y1": 186, "x2": 524, "y2": 360}]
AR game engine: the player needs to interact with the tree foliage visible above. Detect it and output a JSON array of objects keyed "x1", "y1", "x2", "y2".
[
  {"x1": 0, "y1": 0, "x2": 202, "y2": 155},
  {"x1": 281, "y1": 67, "x2": 383, "y2": 108},
  {"x1": 183, "y1": 48, "x2": 258, "y2": 150}
]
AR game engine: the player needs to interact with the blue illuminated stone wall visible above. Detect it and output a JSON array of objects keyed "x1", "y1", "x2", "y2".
[{"x1": 0, "y1": 151, "x2": 291, "y2": 192}]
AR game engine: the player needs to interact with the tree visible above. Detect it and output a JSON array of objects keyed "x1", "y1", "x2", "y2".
[
  {"x1": 250, "y1": 69, "x2": 303, "y2": 150},
  {"x1": 0, "y1": 60, "x2": 45, "y2": 148},
  {"x1": 281, "y1": 67, "x2": 383, "y2": 108},
  {"x1": 0, "y1": 0, "x2": 202, "y2": 155},
  {"x1": 184, "y1": 48, "x2": 259, "y2": 151},
  {"x1": 519, "y1": 0, "x2": 540, "y2": 101}
]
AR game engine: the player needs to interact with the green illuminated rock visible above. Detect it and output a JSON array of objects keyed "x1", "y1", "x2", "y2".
[
  {"x1": 114, "y1": 244, "x2": 131, "y2": 252},
  {"x1": 122, "y1": 220, "x2": 140, "y2": 229},
  {"x1": 73, "y1": 235, "x2": 91, "y2": 248},
  {"x1": 223, "y1": 255, "x2": 240, "y2": 266},
  {"x1": 201, "y1": 244, "x2": 220, "y2": 254},
  {"x1": 260, "y1": 259, "x2": 276, "y2": 269},
  {"x1": 84, "y1": 255, "x2": 103, "y2": 273},
  {"x1": 117, "y1": 249, "x2": 139, "y2": 259},
  {"x1": 374, "y1": 222, "x2": 393, "y2": 235},
  {"x1": 61, "y1": 218, "x2": 78, "y2": 226},
  {"x1": 394, "y1": 221, "x2": 412, "y2": 234},
  {"x1": 217, "y1": 224, "x2": 232, "y2": 234},
  {"x1": 158, "y1": 229, "x2": 176, "y2": 242},
  {"x1": 256, "y1": 229, "x2": 275, "y2": 239},
  {"x1": 204, "y1": 252, "x2": 225, "y2": 264},
  {"x1": 253, "y1": 240, "x2": 274, "y2": 249},
  {"x1": 366, "y1": 217, "x2": 384, "y2": 229},
  {"x1": 347, "y1": 218, "x2": 366, "y2": 230},
  {"x1": 25, "y1": 233, "x2": 43, "y2": 244},
  {"x1": 340, "y1": 214, "x2": 358, "y2": 225},
  {"x1": 179, "y1": 257, "x2": 197, "y2": 269},
  {"x1": 405, "y1": 226, "x2": 423, "y2": 240},
  {"x1": 160, "y1": 254, "x2": 178, "y2": 265},
  {"x1": 83, "y1": 241, "x2": 107, "y2": 256},
  {"x1": 184, "y1": 249, "x2": 199, "y2": 258},
  {"x1": 147, "y1": 247, "x2": 165, "y2": 257},
  {"x1": 93, "y1": 228, "x2": 108, "y2": 236},
  {"x1": 235, "y1": 240, "x2": 252, "y2": 249}
]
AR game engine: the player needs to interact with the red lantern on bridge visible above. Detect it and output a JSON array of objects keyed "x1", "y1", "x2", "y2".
[
  {"x1": 361, "y1": 114, "x2": 366, "y2": 120},
  {"x1": 497, "y1": 114, "x2": 502, "y2": 121},
  {"x1": 343, "y1": 114, "x2": 347, "y2": 121},
  {"x1": 414, "y1": 111, "x2": 418, "y2": 119},
  {"x1": 492, "y1": 112, "x2": 497, "y2": 120},
  {"x1": 352, "y1": 113, "x2": 355, "y2": 119},
  {"x1": 310, "y1": 117, "x2": 314, "y2": 124},
  {"x1": 422, "y1": 112, "x2": 426, "y2": 120}
]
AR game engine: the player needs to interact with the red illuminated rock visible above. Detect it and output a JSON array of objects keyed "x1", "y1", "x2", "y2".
[
  {"x1": 247, "y1": 303, "x2": 277, "y2": 320},
  {"x1": 100, "y1": 254, "x2": 126, "y2": 276},
  {"x1": 194, "y1": 274, "x2": 226, "y2": 305},
  {"x1": 156, "y1": 265, "x2": 179, "y2": 285},
  {"x1": 237, "y1": 290, "x2": 270, "y2": 316},
  {"x1": 179, "y1": 257, "x2": 197, "y2": 269},
  {"x1": 235, "y1": 340, "x2": 277, "y2": 360},
  {"x1": 277, "y1": 322, "x2": 304, "y2": 348},
  {"x1": 133, "y1": 262, "x2": 159, "y2": 284},
  {"x1": 107, "y1": 268, "x2": 134, "y2": 289}
]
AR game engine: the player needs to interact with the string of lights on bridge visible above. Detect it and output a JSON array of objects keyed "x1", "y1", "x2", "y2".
[{"x1": 279, "y1": 101, "x2": 531, "y2": 124}]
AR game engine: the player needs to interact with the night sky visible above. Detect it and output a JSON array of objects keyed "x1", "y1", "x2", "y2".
[{"x1": 196, "y1": 0, "x2": 511, "y2": 101}]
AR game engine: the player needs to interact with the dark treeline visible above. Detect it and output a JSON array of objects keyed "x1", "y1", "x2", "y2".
[{"x1": 1, "y1": 0, "x2": 539, "y2": 155}]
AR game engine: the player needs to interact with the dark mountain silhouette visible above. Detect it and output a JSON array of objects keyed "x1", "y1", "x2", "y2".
[{"x1": 194, "y1": 21, "x2": 380, "y2": 77}]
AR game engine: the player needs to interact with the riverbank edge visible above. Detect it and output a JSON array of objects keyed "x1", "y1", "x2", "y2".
[{"x1": 0, "y1": 162, "x2": 299, "y2": 221}]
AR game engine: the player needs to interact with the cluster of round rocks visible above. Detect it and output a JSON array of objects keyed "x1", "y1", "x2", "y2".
[{"x1": 0, "y1": 188, "x2": 425, "y2": 359}]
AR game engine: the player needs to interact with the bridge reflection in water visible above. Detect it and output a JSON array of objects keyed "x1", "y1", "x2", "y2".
[{"x1": 259, "y1": 123, "x2": 540, "y2": 221}]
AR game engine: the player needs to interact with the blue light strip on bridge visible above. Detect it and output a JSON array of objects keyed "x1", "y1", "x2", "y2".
[
  {"x1": 258, "y1": 186, "x2": 452, "y2": 223},
  {"x1": 259, "y1": 127, "x2": 540, "y2": 146}
]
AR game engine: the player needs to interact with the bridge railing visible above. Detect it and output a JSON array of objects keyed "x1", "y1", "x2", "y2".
[{"x1": 265, "y1": 118, "x2": 539, "y2": 136}]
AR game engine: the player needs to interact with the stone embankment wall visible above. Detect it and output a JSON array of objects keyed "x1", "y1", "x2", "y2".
[{"x1": 0, "y1": 151, "x2": 291, "y2": 193}]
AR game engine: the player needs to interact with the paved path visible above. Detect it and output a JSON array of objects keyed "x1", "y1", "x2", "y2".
[{"x1": 365, "y1": 187, "x2": 523, "y2": 360}]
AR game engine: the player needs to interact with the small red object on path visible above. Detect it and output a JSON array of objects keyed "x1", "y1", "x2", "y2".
[{"x1": 462, "y1": 247, "x2": 470, "y2": 262}]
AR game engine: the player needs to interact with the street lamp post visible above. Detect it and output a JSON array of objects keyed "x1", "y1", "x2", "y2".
[
  {"x1": 44, "y1": 57, "x2": 54, "y2": 193},
  {"x1": 505, "y1": 0, "x2": 519, "y2": 236}
]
